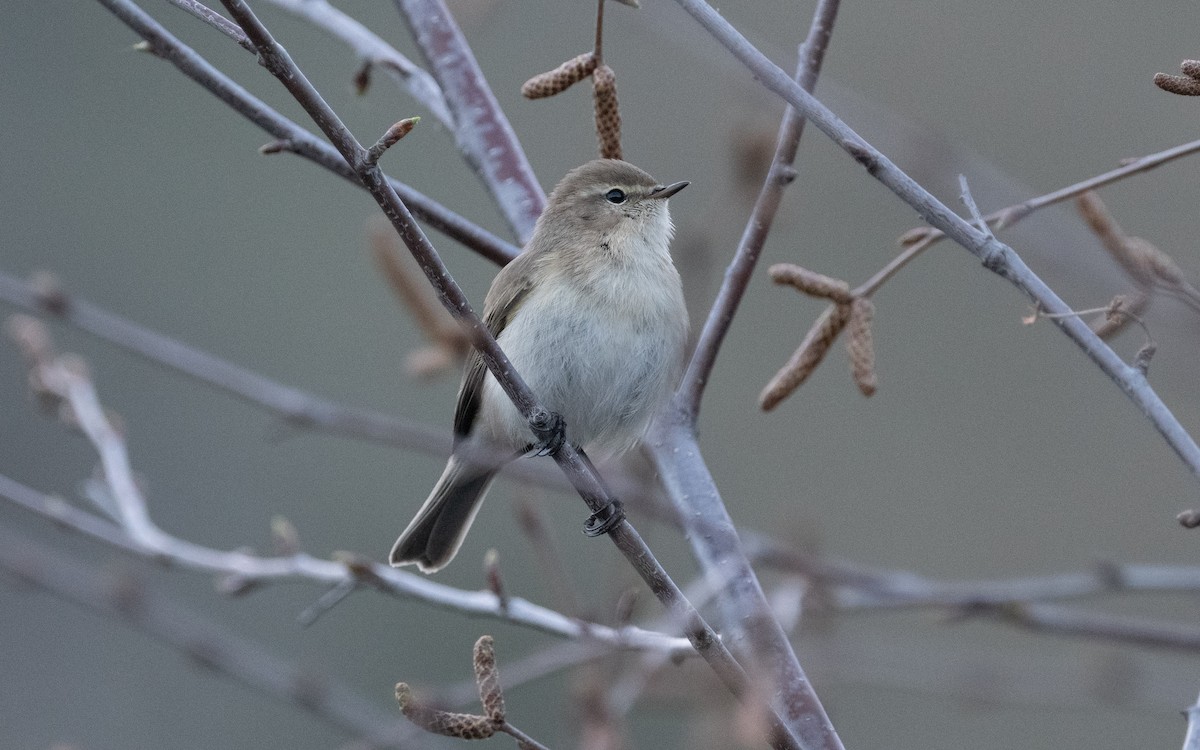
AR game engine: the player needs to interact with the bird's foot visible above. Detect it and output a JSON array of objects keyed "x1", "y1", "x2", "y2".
[
  {"x1": 582, "y1": 499, "x2": 625, "y2": 537},
  {"x1": 526, "y1": 409, "x2": 566, "y2": 457}
]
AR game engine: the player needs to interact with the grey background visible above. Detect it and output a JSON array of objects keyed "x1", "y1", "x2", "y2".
[{"x1": 3, "y1": 1, "x2": 1200, "y2": 748}]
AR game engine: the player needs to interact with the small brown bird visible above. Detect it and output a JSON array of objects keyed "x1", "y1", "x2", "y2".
[{"x1": 389, "y1": 159, "x2": 689, "y2": 572}]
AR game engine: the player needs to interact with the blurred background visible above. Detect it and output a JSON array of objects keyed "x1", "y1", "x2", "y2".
[{"x1": 3, "y1": 1, "x2": 1200, "y2": 748}]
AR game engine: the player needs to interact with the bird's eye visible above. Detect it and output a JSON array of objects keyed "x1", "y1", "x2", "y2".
[{"x1": 604, "y1": 188, "x2": 627, "y2": 204}]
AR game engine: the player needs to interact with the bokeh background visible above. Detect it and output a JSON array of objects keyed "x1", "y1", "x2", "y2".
[{"x1": 3, "y1": 1, "x2": 1200, "y2": 748}]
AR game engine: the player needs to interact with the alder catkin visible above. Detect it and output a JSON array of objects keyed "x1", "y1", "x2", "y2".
[
  {"x1": 846, "y1": 297, "x2": 877, "y2": 397},
  {"x1": 473, "y1": 635, "x2": 506, "y2": 723},
  {"x1": 759, "y1": 303, "x2": 852, "y2": 410},
  {"x1": 768, "y1": 263, "x2": 853, "y2": 303},
  {"x1": 593, "y1": 64, "x2": 622, "y2": 160},
  {"x1": 395, "y1": 683, "x2": 496, "y2": 739},
  {"x1": 521, "y1": 52, "x2": 596, "y2": 99}
]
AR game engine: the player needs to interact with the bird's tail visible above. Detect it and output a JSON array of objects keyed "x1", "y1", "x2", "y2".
[{"x1": 389, "y1": 456, "x2": 497, "y2": 573}]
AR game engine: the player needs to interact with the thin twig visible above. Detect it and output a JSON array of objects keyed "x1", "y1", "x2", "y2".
[
  {"x1": 877, "y1": 137, "x2": 1200, "y2": 303},
  {"x1": 672, "y1": 0, "x2": 1200, "y2": 484},
  {"x1": 971, "y1": 601, "x2": 1200, "y2": 653},
  {"x1": 746, "y1": 536, "x2": 1200, "y2": 609},
  {"x1": 391, "y1": 0, "x2": 546, "y2": 243},
  {"x1": 166, "y1": 0, "x2": 256, "y2": 51},
  {"x1": 958, "y1": 174, "x2": 994, "y2": 240}
]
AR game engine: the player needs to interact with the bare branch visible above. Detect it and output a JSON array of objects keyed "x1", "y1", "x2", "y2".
[
  {"x1": 0, "y1": 524, "x2": 416, "y2": 747},
  {"x1": 0, "y1": 269, "x2": 445, "y2": 449},
  {"x1": 0, "y1": 463, "x2": 691, "y2": 656}
]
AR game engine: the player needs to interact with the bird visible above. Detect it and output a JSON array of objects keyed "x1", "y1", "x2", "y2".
[{"x1": 389, "y1": 159, "x2": 690, "y2": 573}]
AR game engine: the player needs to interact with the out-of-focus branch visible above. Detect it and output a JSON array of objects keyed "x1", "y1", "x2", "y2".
[
  {"x1": 257, "y1": 0, "x2": 455, "y2": 128},
  {"x1": 0, "y1": 524, "x2": 417, "y2": 748},
  {"x1": 99, "y1": 0, "x2": 519, "y2": 265},
  {"x1": 671, "y1": 0, "x2": 1200, "y2": 485},
  {"x1": 1184, "y1": 691, "x2": 1200, "y2": 750},
  {"x1": 0, "y1": 326, "x2": 692, "y2": 655},
  {"x1": 970, "y1": 601, "x2": 1200, "y2": 653},
  {"x1": 0, "y1": 269, "x2": 653, "y2": 504},
  {"x1": 893, "y1": 137, "x2": 1200, "y2": 273},
  {"x1": 0, "y1": 269, "x2": 446, "y2": 450},
  {"x1": 749, "y1": 537, "x2": 1200, "y2": 608},
  {"x1": 392, "y1": 0, "x2": 546, "y2": 243}
]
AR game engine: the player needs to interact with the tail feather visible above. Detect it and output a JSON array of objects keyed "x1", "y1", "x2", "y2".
[{"x1": 390, "y1": 457, "x2": 497, "y2": 573}]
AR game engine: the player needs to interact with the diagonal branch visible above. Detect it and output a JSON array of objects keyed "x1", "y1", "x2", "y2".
[
  {"x1": 671, "y1": 0, "x2": 1200, "y2": 484},
  {"x1": 391, "y1": 0, "x2": 546, "y2": 243}
]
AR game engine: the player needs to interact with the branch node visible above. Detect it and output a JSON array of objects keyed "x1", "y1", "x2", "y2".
[{"x1": 842, "y1": 138, "x2": 879, "y2": 174}]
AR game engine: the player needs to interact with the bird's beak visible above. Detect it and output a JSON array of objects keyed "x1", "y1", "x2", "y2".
[
  {"x1": 613, "y1": 0, "x2": 640, "y2": 7},
  {"x1": 648, "y1": 181, "x2": 689, "y2": 200}
]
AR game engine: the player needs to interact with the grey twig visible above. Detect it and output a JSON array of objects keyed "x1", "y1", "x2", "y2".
[
  {"x1": 391, "y1": 0, "x2": 546, "y2": 243},
  {"x1": 971, "y1": 601, "x2": 1200, "y2": 653},
  {"x1": 958, "y1": 173, "x2": 994, "y2": 240},
  {"x1": 671, "y1": 0, "x2": 1200, "y2": 484},
  {"x1": 165, "y1": 0, "x2": 256, "y2": 51},
  {"x1": 0, "y1": 269, "x2": 446, "y2": 450}
]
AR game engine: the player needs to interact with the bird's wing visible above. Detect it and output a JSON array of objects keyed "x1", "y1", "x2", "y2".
[{"x1": 452, "y1": 253, "x2": 537, "y2": 440}]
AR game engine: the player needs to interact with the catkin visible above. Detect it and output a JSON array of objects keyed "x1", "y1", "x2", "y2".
[
  {"x1": 593, "y1": 64, "x2": 622, "y2": 160},
  {"x1": 521, "y1": 52, "x2": 596, "y2": 99}
]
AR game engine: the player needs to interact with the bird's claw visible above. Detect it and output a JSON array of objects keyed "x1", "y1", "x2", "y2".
[{"x1": 527, "y1": 409, "x2": 566, "y2": 457}]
